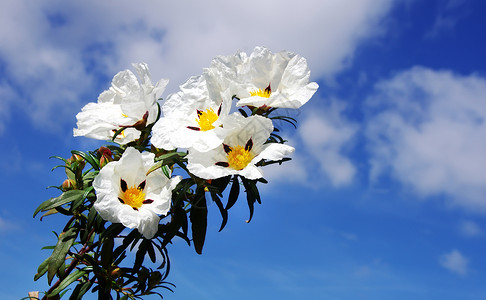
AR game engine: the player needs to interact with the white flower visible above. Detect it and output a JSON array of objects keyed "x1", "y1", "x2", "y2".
[
  {"x1": 151, "y1": 75, "x2": 233, "y2": 152},
  {"x1": 186, "y1": 114, "x2": 294, "y2": 180},
  {"x1": 92, "y1": 147, "x2": 181, "y2": 239},
  {"x1": 74, "y1": 63, "x2": 168, "y2": 144},
  {"x1": 205, "y1": 46, "x2": 318, "y2": 109}
]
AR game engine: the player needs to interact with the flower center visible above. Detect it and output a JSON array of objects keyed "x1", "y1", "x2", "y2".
[
  {"x1": 196, "y1": 108, "x2": 219, "y2": 131},
  {"x1": 121, "y1": 186, "x2": 146, "y2": 209},
  {"x1": 249, "y1": 83, "x2": 272, "y2": 98},
  {"x1": 227, "y1": 145, "x2": 254, "y2": 170}
]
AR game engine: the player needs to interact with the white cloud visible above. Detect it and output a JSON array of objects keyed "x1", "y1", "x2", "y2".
[
  {"x1": 439, "y1": 249, "x2": 469, "y2": 276},
  {"x1": 0, "y1": 216, "x2": 16, "y2": 234},
  {"x1": 297, "y1": 99, "x2": 358, "y2": 187},
  {"x1": 257, "y1": 99, "x2": 358, "y2": 188},
  {"x1": 366, "y1": 67, "x2": 486, "y2": 212},
  {"x1": 458, "y1": 220, "x2": 483, "y2": 238},
  {"x1": 0, "y1": 0, "x2": 399, "y2": 134},
  {"x1": 425, "y1": 0, "x2": 470, "y2": 39}
]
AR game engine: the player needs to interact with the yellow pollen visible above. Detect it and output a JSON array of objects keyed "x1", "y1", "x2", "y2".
[
  {"x1": 227, "y1": 145, "x2": 254, "y2": 170},
  {"x1": 196, "y1": 108, "x2": 219, "y2": 131},
  {"x1": 122, "y1": 113, "x2": 129, "y2": 117},
  {"x1": 249, "y1": 89, "x2": 271, "y2": 98},
  {"x1": 121, "y1": 186, "x2": 146, "y2": 209},
  {"x1": 112, "y1": 129, "x2": 126, "y2": 138}
]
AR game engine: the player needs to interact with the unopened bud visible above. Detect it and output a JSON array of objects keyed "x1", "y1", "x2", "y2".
[
  {"x1": 62, "y1": 179, "x2": 76, "y2": 190},
  {"x1": 98, "y1": 147, "x2": 113, "y2": 168},
  {"x1": 98, "y1": 147, "x2": 112, "y2": 158},
  {"x1": 67, "y1": 154, "x2": 86, "y2": 170},
  {"x1": 110, "y1": 267, "x2": 122, "y2": 278}
]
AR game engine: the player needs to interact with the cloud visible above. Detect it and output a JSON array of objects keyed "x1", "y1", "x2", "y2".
[
  {"x1": 257, "y1": 98, "x2": 358, "y2": 189},
  {"x1": 425, "y1": 0, "x2": 470, "y2": 39},
  {"x1": 295, "y1": 99, "x2": 358, "y2": 187},
  {"x1": 366, "y1": 67, "x2": 486, "y2": 212},
  {"x1": 458, "y1": 220, "x2": 483, "y2": 238},
  {"x1": 0, "y1": 216, "x2": 16, "y2": 234},
  {"x1": 0, "y1": 0, "x2": 399, "y2": 135},
  {"x1": 439, "y1": 249, "x2": 469, "y2": 276}
]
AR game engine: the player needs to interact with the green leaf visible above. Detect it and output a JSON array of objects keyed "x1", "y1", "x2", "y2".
[
  {"x1": 190, "y1": 189, "x2": 207, "y2": 254},
  {"x1": 71, "y1": 150, "x2": 99, "y2": 171},
  {"x1": 47, "y1": 269, "x2": 87, "y2": 297},
  {"x1": 47, "y1": 227, "x2": 79, "y2": 285},
  {"x1": 34, "y1": 190, "x2": 85, "y2": 217},
  {"x1": 154, "y1": 151, "x2": 187, "y2": 163},
  {"x1": 69, "y1": 280, "x2": 93, "y2": 300},
  {"x1": 210, "y1": 191, "x2": 228, "y2": 232},
  {"x1": 225, "y1": 176, "x2": 240, "y2": 210},
  {"x1": 146, "y1": 160, "x2": 164, "y2": 176},
  {"x1": 242, "y1": 179, "x2": 257, "y2": 223},
  {"x1": 34, "y1": 256, "x2": 50, "y2": 281},
  {"x1": 146, "y1": 240, "x2": 157, "y2": 263},
  {"x1": 148, "y1": 271, "x2": 163, "y2": 289},
  {"x1": 238, "y1": 108, "x2": 248, "y2": 117},
  {"x1": 161, "y1": 165, "x2": 171, "y2": 179},
  {"x1": 100, "y1": 238, "x2": 114, "y2": 270},
  {"x1": 134, "y1": 240, "x2": 148, "y2": 271},
  {"x1": 39, "y1": 208, "x2": 59, "y2": 221}
]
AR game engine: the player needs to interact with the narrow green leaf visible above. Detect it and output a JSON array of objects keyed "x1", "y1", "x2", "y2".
[
  {"x1": 34, "y1": 256, "x2": 50, "y2": 281},
  {"x1": 70, "y1": 280, "x2": 93, "y2": 300},
  {"x1": 71, "y1": 150, "x2": 99, "y2": 171},
  {"x1": 210, "y1": 191, "x2": 228, "y2": 232},
  {"x1": 47, "y1": 227, "x2": 78, "y2": 285},
  {"x1": 146, "y1": 240, "x2": 157, "y2": 263},
  {"x1": 154, "y1": 151, "x2": 187, "y2": 163},
  {"x1": 161, "y1": 165, "x2": 170, "y2": 178},
  {"x1": 47, "y1": 269, "x2": 87, "y2": 297},
  {"x1": 146, "y1": 160, "x2": 164, "y2": 176},
  {"x1": 34, "y1": 190, "x2": 85, "y2": 217},
  {"x1": 242, "y1": 179, "x2": 256, "y2": 223},
  {"x1": 148, "y1": 271, "x2": 163, "y2": 289},
  {"x1": 100, "y1": 238, "x2": 114, "y2": 270},
  {"x1": 39, "y1": 208, "x2": 59, "y2": 221},
  {"x1": 134, "y1": 240, "x2": 148, "y2": 271},
  {"x1": 190, "y1": 189, "x2": 207, "y2": 254},
  {"x1": 226, "y1": 176, "x2": 240, "y2": 210},
  {"x1": 238, "y1": 108, "x2": 248, "y2": 117}
]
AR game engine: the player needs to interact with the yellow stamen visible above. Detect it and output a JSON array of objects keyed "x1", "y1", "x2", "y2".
[
  {"x1": 249, "y1": 89, "x2": 271, "y2": 98},
  {"x1": 196, "y1": 108, "x2": 219, "y2": 131},
  {"x1": 227, "y1": 145, "x2": 254, "y2": 170},
  {"x1": 121, "y1": 186, "x2": 146, "y2": 209},
  {"x1": 249, "y1": 83, "x2": 272, "y2": 98}
]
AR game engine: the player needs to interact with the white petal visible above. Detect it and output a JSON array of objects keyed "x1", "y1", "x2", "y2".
[{"x1": 253, "y1": 143, "x2": 295, "y2": 162}]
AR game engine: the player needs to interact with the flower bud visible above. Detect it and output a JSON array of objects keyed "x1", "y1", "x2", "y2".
[
  {"x1": 67, "y1": 154, "x2": 86, "y2": 170},
  {"x1": 62, "y1": 179, "x2": 76, "y2": 190},
  {"x1": 110, "y1": 267, "x2": 122, "y2": 278},
  {"x1": 98, "y1": 147, "x2": 114, "y2": 168}
]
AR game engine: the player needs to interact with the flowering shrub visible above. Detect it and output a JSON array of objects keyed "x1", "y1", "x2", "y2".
[{"x1": 32, "y1": 46, "x2": 318, "y2": 299}]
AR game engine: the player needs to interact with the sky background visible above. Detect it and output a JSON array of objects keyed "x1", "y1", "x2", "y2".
[{"x1": 1, "y1": 0, "x2": 486, "y2": 299}]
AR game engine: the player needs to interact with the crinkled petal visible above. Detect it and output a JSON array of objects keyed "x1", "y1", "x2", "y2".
[
  {"x1": 253, "y1": 143, "x2": 295, "y2": 162},
  {"x1": 73, "y1": 102, "x2": 141, "y2": 143}
]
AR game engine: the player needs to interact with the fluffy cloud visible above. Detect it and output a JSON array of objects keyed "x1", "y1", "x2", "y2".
[
  {"x1": 259, "y1": 99, "x2": 357, "y2": 188},
  {"x1": 425, "y1": 0, "x2": 470, "y2": 39},
  {"x1": 439, "y1": 249, "x2": 469, "y2": 276},
  {"x1": 366, "y1": 67, "x2": 486, "y2": 212},
  {"x1": 458, "y1": 220, "x2": 483, "y2": 238},
  {"x1": 297, "y1": 99, "x2": 358, "y2": 187},
  {"x1": 0, "y1": 0, "x2": 398, "y2": 134}
]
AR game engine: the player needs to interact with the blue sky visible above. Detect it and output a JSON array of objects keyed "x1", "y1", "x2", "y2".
[{"x1": 1, "y1": 0, "x2": 486, "y2": 299}]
